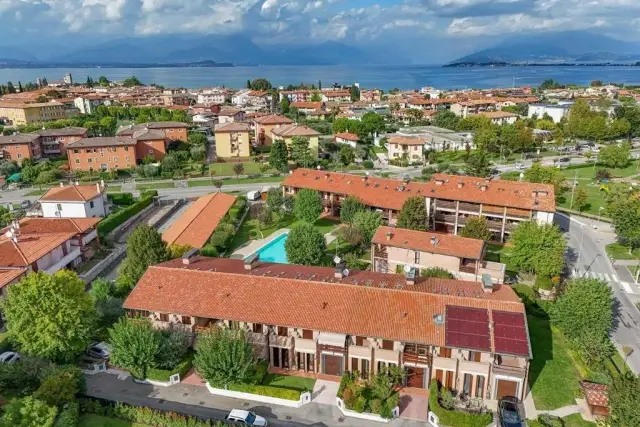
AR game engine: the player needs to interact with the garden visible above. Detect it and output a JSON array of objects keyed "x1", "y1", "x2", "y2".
[
  {"x1": 337, "y1": 369, "x2": 403, "y2": 419},
  {"x1": 428, "y1": 380, "x2": 493, "y2": 427},
  {"x1": 199, "y1": 196, "x2": 248, "y2": 256},
  {"x1": 97, "y1": 190, "x2": 158, "y2": 239}
]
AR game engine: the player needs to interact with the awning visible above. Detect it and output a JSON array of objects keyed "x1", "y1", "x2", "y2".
[{"x1": 317, "y1": 332, "x2": 346, "y2": 347}]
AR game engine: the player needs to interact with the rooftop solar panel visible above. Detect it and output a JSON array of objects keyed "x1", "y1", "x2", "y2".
[
  {"x1": 493, "y1": 311, "x2": 530, "y2": 357},
  {"x1": 445, "y1": 306, "x2": 491, "y2": 351}
]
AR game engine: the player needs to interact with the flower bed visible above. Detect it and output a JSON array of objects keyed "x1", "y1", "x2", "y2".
[
  {"x1": 428, "y1": 381, "x2": 493, "y2": 427},
  {"x1": 336, "y1": 371, "x2": 400, "y2": 420}
]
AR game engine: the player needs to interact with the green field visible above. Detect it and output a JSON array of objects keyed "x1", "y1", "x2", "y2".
[
  {"x1": 187, "y1": 175, "x2": 284, "y2": 187},
  {"x1": 556, "y1": 182, "x2": 626, "y2": 217},
  {"x1": 135, "y1": 182, "x2": 175, "y2": 190},
  {"x1": 606, "y1": 243, "x2": 640, "y2": 260},
  {"x1": 209, "y1": 161, "x2": 276, "y2": 176},
  {"x1": 262, "y1": 373, "x2": 316, "y2": 392},
  {"x1": 560, "y1": 160, "x2": 640, "y2": 181}
]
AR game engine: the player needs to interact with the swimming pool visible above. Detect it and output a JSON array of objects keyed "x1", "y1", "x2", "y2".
[{"x1": 251, "y1": 233, "x2": 289, "y2": 264}]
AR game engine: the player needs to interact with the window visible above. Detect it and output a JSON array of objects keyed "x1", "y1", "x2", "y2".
[
  {"x1": 75, "y1": 159, "x2": 80, "y2": 164},
  {"x1": 381, "y1": 340, "x2": 394, "y2": 350},
  {"x1": 302, "y1": 329, "x2": 313, "y2": 339},
  {"x1": 149, "y1": 149, "x2": 153, "y2": 153},
  {"x1": 124, "y1": 147, "x2": 129, "y2": 151},
  {"x1": 463, "y1": 373, "x2": 472, "y2": 396},
  {"x1": 17, "y1": 154, "x2": 22, "y2": 159},
  {"x1": 475, "y1": 375, "x2": 485, "y2": 398},
  {"x1": 439, "y1": 347, "x2": 452, "y2": 358},
  {"x1": 89, "y1": 201, "x2": 95, "y2": 209},
  {"x1": 181, "y1": 316, "x2": 191, "y2": 325},
  {"x1": 414, "y1": 251, "x2": 420, "y2": 264},
  {"x1": 229, "y1": 320, "x2": 240, "y2": 330},
  {"x1": 56, "y1": 203, "x2": 62, "y2": 211},
  {"x1": 159, "y1": 313, "x2": 169, "y2": 322},
  {"x1": 88, "y1": 158, "x2": 92, "y2": 163},
  {"x1": 126, "y1": 156, "x2": 130, "y2": 161},
  {"x1": 114, "y1": 156, "x2": 118, "y2": 162},
  {"x1": 100, "y1": 151, "x2": 104, "y2": 157},
  {"x1": 100, "y1": 164, "x2": 107, "y2": 170},
  {"x1": 469, "y1": 351, "x2": 481, "y2": 362},
  {"x1": 277, "y1": 326, "x2": 288, "y2": 337},
  {"x1": 355, "y1": 336, "x2": 366, "y2": 346},
  {"x1": 73, "y1": 149, "x2": 79, "y2": 154},
  {"x1": 252, "y1": 323, "x2": 263, "y2": 333}
]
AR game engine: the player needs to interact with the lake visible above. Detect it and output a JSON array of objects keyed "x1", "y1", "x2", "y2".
[{"x1": 0, "y1": 65, "x2": 639, "y2": 90}]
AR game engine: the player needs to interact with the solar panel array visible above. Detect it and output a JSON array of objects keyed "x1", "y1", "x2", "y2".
[
  {"x1": 445, "y1": 306, "x2": 491, "y2": 351},
  {"x1": 493, "y1": 311, "x2": 530, "y2": 357}
]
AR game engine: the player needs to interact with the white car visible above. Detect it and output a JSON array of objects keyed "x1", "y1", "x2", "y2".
[
  {"x1": 226, "y1": 409, "x2": 268, "y2": 426},
  {"x1": 515, "y1": 162, "x2": 525, "y2": 170},
  {"x1": 592, "y1": 147, "x2": 600, "y2": 153},
  {"x1": 0, "y1": 351, "x2": 20, "y2": 363},
  {"x1": 87, "y1": 342, "x2": 111, "y2": 360}
]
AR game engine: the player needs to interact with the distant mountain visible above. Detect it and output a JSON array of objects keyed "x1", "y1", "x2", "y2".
[
  {"x1": 0, "y1": 46, "x2": 38, "y2": 62},
  {"x1": 448, "y1": 31, "x2": 640, "y2": 65}
]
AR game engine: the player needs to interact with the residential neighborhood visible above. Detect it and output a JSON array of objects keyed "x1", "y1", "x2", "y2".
[{"x1": 0, "y1": 74, "x2": 639, "y2": 427}]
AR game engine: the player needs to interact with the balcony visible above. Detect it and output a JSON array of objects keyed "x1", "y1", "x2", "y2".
[
  {"x1": 373, "y1": 247, "x2": 388, "y2": 259},
  {"x1": 295, "y1": 338, "x2": 317, "y2": 353},
  {"x1": 322, "y1": 199, "x2": 333, "y2": 207},
  {"x1": 152, "y1": 321, "x2": 196, "y2": 334},
  {"x1": 505, "y1": 209, "x2": 531, "y2": 219},
  {"x1": 375, "y1": 348, "x2": 400, "y2": 363},
  {"x1": 459, "y1": 263, "x2": 476, "y2": 274},
  {"x1": 433, "y1": 356, "x2": 458, "y2": 371},
  {"x1": 493, "y1": 358, "x2": 527, "y2": 378},
  {"x1": 44, "y1": 247, "x2": 81, "y2": 274},
  {"x1": 487, "y1": 220, "x2": 503, "y2": 231},
  {"x1": 459, "y1": 359, "x2": 490, "y2": 376},
  {"x1": 403, "y1": 352, "x2": 432, "y2": 365},
  {"x1": 458, "y1": 202, "x2": 480, "y2": 213},
  {"x1": 349, "y1": 344, "x2": 373, "y2": 359},
  {"x1": 269, "y1": 334, "x2": 292, "y2": 348},
  {"x1": 436, "y1": 200, "x2": 457, "y2": 211},
  {"x1": 247, "y1": 331, "x2": 268, "y2": 346},
  {"x1": 435, "y1": 213, "x2": 456, "y2": 224}
]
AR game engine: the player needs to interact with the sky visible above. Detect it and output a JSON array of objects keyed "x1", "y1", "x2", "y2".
[{"x1": 0, "y1": 0, "x2": 639, "y2": 61}]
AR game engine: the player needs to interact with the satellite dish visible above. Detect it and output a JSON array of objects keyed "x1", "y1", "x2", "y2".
[
  {"x1": 342, "y1": 269, "x2": 349, "y2": 277},
  {"x1": 333, "y1": 255, "x2": 342, "y2": 265},
  {"x1": 403, "y1": 264, "x2": 412, "y2": 273}
]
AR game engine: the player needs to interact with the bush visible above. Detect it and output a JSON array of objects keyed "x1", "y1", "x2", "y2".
[
  {"x1": 107, "y1": 192, "x2": 134, "y2": 206},
  {"x1": 586, "y1": 370, "x2": 613, "y2": 385},
  {"x1": 355, "y1": 396, "x2": 367, "y2": 413},
  {"x1": 369, "y1": 398, "x2": 382, "y2": 414},
  {"x1": 97, "y1": 195, "x2": 154, "y2": 237},
  {"x1": 250, "y1": 360, "x2": 269, "y2": 385},
  {"x1": 363, "y1": 160, "x2": 374, "y2": 169},
  {"x1": 421, "y1": 267, "x2": 455, "y2": 279},
  {"x1": 146, "y1": 354, "x2": 193, "y2": 382},
  {"x1": 429, "y1": 381, "x2": 492, "y2": 427},
  {"x1": 379, "y1": 401, "x2": 394, "y2": 419},
  {"x1": 34, "y1": 367, "x2": 84, "y2": 407},
  {"x1": 200, "y1": 245, "x2": 219, "y2": 257},
  {"x1": 54, "y1": 402, "x2": 79, "y2": 427},
  {"x1": 535, "y1": 275, "x2": 554, "y2": 291},
  {"x1": 538, "y1": 413, "x2": 564, "y2": 427},
  {"x1": 228, "y1": 382, "x2": 301, "y2": 400}
]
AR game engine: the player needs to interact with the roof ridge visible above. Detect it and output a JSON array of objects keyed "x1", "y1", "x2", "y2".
[
  {"x1": 10, "y1": 240, "x2": 29, "y2": 266},
  {"x1": 150, "y1": 264, "x2": 525, "y2": 308}
]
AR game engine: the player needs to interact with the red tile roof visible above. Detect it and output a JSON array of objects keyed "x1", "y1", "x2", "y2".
[
  {"x1": 0, "y1": 233, "x2": 75, "y2": 267},
  {"x1": 215, "y1": 122, "x2": 251, "y2": 133},
  {"x1": 291, "y1": 102, "x2": 323, "y2": 110},
  {"x1": 335, "y1": 132, "x2": 360, "y2": 142},
  {"x1": 162, "y1": 192, "x2": 237, "y2": 248},
  {"x1": 388, "y1": 136, "x2": 425, "y2": 146},
  {"x1": 253, "y1": 115, "x2": 294, "y2": 125},
  {"x1": 123, "y1": 258, "x2": 526, "y2": 352},
  {"x1": 12, "y1": 217, "x2": 100, "y2": 235},
  {"x1": 272, "y1": 124, "x2": 320, "y2": 138},
  {"x1": 372, "y1": 226, "x2": 485, "y2": 260},
  {"x1": 0, "y1": 268, "x2": 27, "y2": 290},
  {"x1": 40, "y1": 184, "x2": 105, "y2": 202},
  {"x1": 282, "y1": 169, "x2": 555, "y2": 212},
  {"x1": 478, "y1": 111, "x2": 518, "y2": 119}
]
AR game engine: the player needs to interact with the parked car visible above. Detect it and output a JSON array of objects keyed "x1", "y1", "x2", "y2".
[
  {"x1": 87, "y1": 342, "x2": 111, "y2": 360},
  {"x1": 226, "y1": 409, "x2": 267, "y2": 426},
  {"x1": 515, "y1": 162, "x2": 525, "y2": 170},
  {"x1": 20, "y1": 200, "x2": 31, "y2": 209},
  {"x1": 499, "y1": 397, "x2": 525, "y2": 427},
  {"x1": 246, "y1": 190, "x2": 261, "y2": 201},
  {"x1": 592, "y1": 147, "x2": 600, "y2": 153},
  {"x1": 0, "y1": 351, "x2": 20, "y2": 363}
]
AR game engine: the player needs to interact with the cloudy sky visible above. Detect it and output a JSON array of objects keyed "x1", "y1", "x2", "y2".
[{"x1": 0, "y1": 0, "x2": 637, "y2": 60}]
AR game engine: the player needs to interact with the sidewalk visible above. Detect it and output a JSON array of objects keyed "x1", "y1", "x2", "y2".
[{"x1": 85, "y1": 373, "x2": 427, "y2": 427}]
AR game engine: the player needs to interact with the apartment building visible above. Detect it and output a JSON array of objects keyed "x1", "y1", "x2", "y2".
[
  {"x1": 0, "y1": 134, "x2": 41, "y2": 163},
  {"x1": 335, "y1": 132, "x2": 360, "y2": 148},
  {"x1": 271, "y1": 125, "x2": 320, "y2": 158},
  {"x1": 197, "y1": 90, "x2": 231, "y2": 105},
  {"x1": 253, "y1": 114, "x2": 294, "y2": 145},
  {"x1": 247, "y1": 91, "x2": 272, "y2": 110},
  {"x1": 214, "y1": 123, "x2": 251, "y2": 159},
  {"x1": 123, "y1": 255, "x2": 531, "y2": 400},
  {"x1": 39, "y1": 182, "x2": 110, "y2": 218},
  {"x1": 37, "y1": 127, "x2": 88, "y2": 157},
  {"x1": 478, "y1": 111, "x2": 518, "y2": 126},
  {"x1": 371, "y1": 226, "x2": 505, "y2": 283},
  {"x1": 279, "y1": 91, "x2": 310, "y2": 103},
  {"x1": 74, "y1": 95, "x2": 110, "y2": 114},
  {"x1": 322, "y1": 90, "x2": 351, "y2": 103},
  {"x1": 117, "y1": 121, "x2": 188, "y2": 142},
  {"x1": 291, "y1": 102, "x2": 323, "y2": 114},
  {"x1": 218, "y1": 109, "x2": 245, "y2": 125},
  {"x1": 282, "y1": 169, "x2": 555, "y2": 242},
  {"x1": 451, "y1": 100, "x2": 497, "y2": 118},
  {"x1": 387, "y1": 136, "x2": 425, "y2": 162},
  {"x1": 0, "y1": 101, "x2": 70, "y2": 125}
]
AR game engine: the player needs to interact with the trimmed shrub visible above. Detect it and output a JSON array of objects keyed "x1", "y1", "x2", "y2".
[
  {"x1": 428, "y1": 381, "x2": 493, "y2": 427},
  {"x1": 538, "y1": 413, "x2": 564, "y2": 427},
  {"x1": 535, "y1": 275, "x2": 554, "y2": 291},
  {"x1": 354, "y1": 396, "x2": 367, "y2": 413},
  {"x1": 107, "y1": 192, "x2": 134, "y2": 206},
  {"x1": 97, "y1": 195, "x2": 154, "y2": 237},
  {"x1": 227, "y1": 382, "x2": 301, "y2": 400},
  {"x1": 363, "y1": 160, "x2": 374, "y2": 169},
  {"x1": 146, "y1": 355, "x2": 193, "y2": 382},
  {"x1": 200, "y1": 245, "x2": 219, "y2": 257},
  {"x1": 421, "y1": 267, "x2": 455, "y2": 279}
]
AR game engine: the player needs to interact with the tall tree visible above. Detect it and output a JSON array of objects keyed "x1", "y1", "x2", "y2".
[
  {"x1": 285, "y1": 223, "x2": 327, "y2": 265},
  {"x1": 432, "y1": 110, "x2": 460, "y2": 130},
  {"x1": 598, "y1": 144, "x2": 630, "y2": 168},
  {"x1": 352, "y1": 210, "x2": 382, "y2": 245},
  {"x1": 609, "y1": 198, "x2": 640, "y2": 250},
  {"x1": 268, "y1": 140, "x2": 289, "y2": 172},
  {"x1": 350, "y1": 85, "x2": 360, "y2": 102},
  {"x1": 339, "y1": 145, "x2": 355, "y2": 166},
  {"x1": 573, "y1": 187, "x2": 588, "y2": 212},
  {"x1": 279, "y1": 97, "x2": 290, "y2": 114},
  {"x1": 232, "y1": 163, "x2": 245, "y2": 181},
  {"x1": 508, "y1": 221, "x2": 565, "y2": 278},
  {"x1": 1, "y1": 396, "x2": 57, "y2": 427},
  {"x1": 3, "y1": 270, "x2": 96, "y2": 362},
  {"x1": 6, "y1": 81, "x2": 16, "y2": 93},
  {"x1": 293, "y1": 189, "x2": 322, "y2": 223},
  {"x1": 523, "y1": 162, "x2": 565, "y2": 194},
  {"x1": 289, "y1": 136, "x2": 313, "y2": 167},
  {"x1": 250, "y1": 78, "x2": 272, "y2": 91},
  {"x1": 108, "y1": 318, "x2": 160, "y2": 379},
  {"x1": 464, "y1": 152, "x2": 492, "y2": 177},
  {"x1": 118, "y1": 225, "x2": 170, "y2": 292},
  {"x1": 397, "y1": 196, "x2": 428, "y2": 231},
  {"x1": 460, "y1": 216, "x2": 492, "y2": 241},
  {"x1": 340, "y1": 196, "x2": 365, "y2": 225},
  {"x1": 194, "y1": 328, "x2": 256, "y2": 388}
]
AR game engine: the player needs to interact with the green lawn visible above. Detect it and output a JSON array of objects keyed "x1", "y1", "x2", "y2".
[
  {"x1": 79, "y1": 414, "x2": 146, "y2": 427},
  {"x1": 372, "y1": 146, "x2": 386, "y2": 154},
  {"x1": 605, "y1": 243, "x2": 640, "y2": 260},
  {"x1": 262, "y1": 373, "x2": 316, "y2": 392},
  {"x1": 229, "y1": 215, "x2": 340, "y2": 252},
  {"x1": 560, "y1": 160, "x2": 640, "y2": 180},
  {"x1": 135, "y1": 182, "x2": 176, "y2": 190},
  {"x1": 556, "y1": 183, "x2": 625, "y2": 216},
  {"x1": 187, "y1": 175, "x2": 284, "y2": 187},
  {"x1": 24, "y1": 189, "x2": 48, "y2": 196},
  {"x1": 209, "y1": 161, "x2": 277, "y2": 176},
  {"x1": 528, "y1": 315, "x2": 582, "y2": 410},
  {"x1": 105, "y1": 185, "x2": 122, "y2": 193},
  {"x1": 562, "y1": 413, "x2": 596, "y2": 427}
]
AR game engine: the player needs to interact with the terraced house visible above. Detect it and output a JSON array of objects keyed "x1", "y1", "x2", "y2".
[
  {"x1": 281, "y1": 169, "x2": 555, "y2": 242},
  {"x1": 123, "y1": 255, "x2": 532, "y2": 401}
]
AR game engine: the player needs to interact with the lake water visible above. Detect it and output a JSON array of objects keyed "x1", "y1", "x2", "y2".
[{"x1": 0, "y1": 65, "x2": 639, "y2": 90}]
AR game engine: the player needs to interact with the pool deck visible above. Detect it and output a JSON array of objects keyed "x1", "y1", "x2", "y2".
[{"x1": 231, "y1": 227, "x2": 338, "y2": 260}]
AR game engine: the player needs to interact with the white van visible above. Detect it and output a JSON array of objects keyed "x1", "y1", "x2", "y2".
[{"x1": 246, "y1": 190, "x2": 261, "y2": 201}]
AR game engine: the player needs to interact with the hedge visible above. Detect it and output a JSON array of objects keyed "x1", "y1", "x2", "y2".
[
  {"x1": 79, "y1": 398, "x2": 226, "y2": 427},
  {"x1": 227, "y1": 382, "x2": 301, "y2": 401},
  {"x1": 97, "y1": 195, "x2": 154, "y2": 237},
  {"x1": 54, "y1": 402, "x2": 79, "y2": 427},
  {"x1": 107, "y1": 192, "x2": 134, "y2": 206},
  {"x1": 428, "y1": 381, "x2": 493, "y2": 427},
  {"x1": 146, "y1": 355, "x2": 193, "y2": 382}
]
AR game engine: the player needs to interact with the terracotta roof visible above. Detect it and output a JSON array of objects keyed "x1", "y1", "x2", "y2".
[
  {"x1": 218, "y1": 109, "x2": 243, "y2": 116},
  {"x1": 335, "y1": 132, "x2": 360, "y2": 141},
  {"x1": 66, "y1": 137, "x2": 136, "y2": 148},
  {"x1": 0, "y1": 268, "x2": 27, "y2": 290},
  {"x1": 581, "y1": 382, "x2": 609, "y2": 407},
  {"x1": 37, "y1": 127, "x2": 88, "y2": 137},
  {"x1": 248, "y1": 91, "x2": 268, "y2": 97},
  {"x1": 162, "y1": 192, "x2": 237, "y2": 248},
  {"x1": 0, "y1": 133, "x2": 39, "y2": 145},
  {"x1": 271, "y1": 124, "x2": 320, "y2": 138},
  {"x1": 123, "y1": 258, "x2": 526, "y2": 353},
  {"x1": 40, "y1": 184, "x2": 105, "y2": 202},
  {"x1": 372, "y1": 226, "x2": 485, "y2": 260},
  {"x1": 0, "y1": 232, "x2": 76, "y2": 267},
  {"x1": 245, "y1": 112, "x2": 269, "y2": 118},
  {"x1": 146, "y1": 121, "x2": 188, "y2": 129},
  {"x1": 10, "y1": 217, "x2": 100, "y2": 235},
  {"x1": 253, "y1": 114, "x2": 294, "y2": 125},
  {"x1": 282, "y1": 169, "x2": 555, "y2": 212},
  {"x1": 478, "y1": 111, "x2": 519, "y2": 119},
  {"x1": 215, "y1": 122, "x2": 251, "y2": 133},
  {"x1": 291, "y1": 102, "x2": 323, "y2": 110},
  {"x1": 388, "y1": 136, "x2": 425, "y2": 146}
]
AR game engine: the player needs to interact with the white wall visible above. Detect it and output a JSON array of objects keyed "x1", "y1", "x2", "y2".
[
  {"x1": 41, "y1": 195, "x2": 107, "y2": 218},
  {"x1": 535, "y1": 211, "x2": 554, "y2": 224},
  {"x1": 527, "y1": 105, "x2": 568, "y2": 123}
]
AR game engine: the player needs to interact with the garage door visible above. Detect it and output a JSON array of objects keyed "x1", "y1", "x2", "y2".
[
  {"x1": 322, "y1": 354, "x2": 343, "y2": 376},
  {"x1": 406, "y1": 367, "x2": 426, "y2": 388},
  {"x1": 496, "y1": 379, "x2": 519, "y2": 400}
]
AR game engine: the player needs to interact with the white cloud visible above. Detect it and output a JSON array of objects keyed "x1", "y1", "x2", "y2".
[{"x1": 447, "y1": 13, "x2": 607, "y2": 36}]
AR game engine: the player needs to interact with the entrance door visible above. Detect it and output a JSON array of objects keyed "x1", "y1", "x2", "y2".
[
  {"x1": 435, "y1": 369, "x2": 444, "y2": 386},
  {"x1": 322, "y1": 354, "x2": 343, "y2": 376},
  {"x1": 445, "y1": 371, "x2": 454, "y2": 390},
  {"x1": 496, "y1": 379, "x2": 519, "y2": 399},
  {"x1": 406, "y1": 367, "x2": 426, "y2": 388},
  {"x1": 272, "y1": 347, "x2": 280, "y2": 367}
]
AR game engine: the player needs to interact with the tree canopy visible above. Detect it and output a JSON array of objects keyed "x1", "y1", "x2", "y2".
[
  {"x1": 293, "y1": 189, "x2": 322, "y2": 224},
  {"x1": 508, "y1": 221, "x2": 566, "y2": 278},
  {"x1": 3, "y1": 270, "x2": 96, "y2": 362},
  {"x1": 397, "y1": 197, "x2": 428, "y2": 231},
  {"x1": 598, "y1": 144, "x2": 630, "y2": 168},
  {"x1": 352, "y1": 210, "x2": 382, "y2": 245},
  {"x1": 609, "y1": 373, "x2": 640, "y2": 426},
  {"x1": 459, "y1": 216, "x2": 492, "y2": 241},
  {"x1": 464, "y1": 152, "x2": 492, "y2": 178},
  {"x1": 285, "y1": 223, "x2": 327, "y2": 265},
  {"x1": 194, "y1": 328, "x2": 256, "y2": 388},
  {"x1": 289, "y1": 136, "x2": 313, "y2": 167},
  {"x1": 108, "y1": 317, "x2": 160, "y2": 380},
  {"x1": 117, "y1": 225, "x2": 170, "y2": 292},
  {"x1": 340, "y1": 196, "x2": 365, "y2": 224},
  {"x1": 268, "y1": 140, "x2": 289, "y2": 172},
  {"x1": 609, "y1": 198, "x2": 640, "y2": 250}
]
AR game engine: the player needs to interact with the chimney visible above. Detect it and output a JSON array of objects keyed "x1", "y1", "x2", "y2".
[
  {"x1": 457, "y1": 181, "x2": 464, "y2": 188},
  {"x1": 481, "y1": 274, "x2": 494, "y2": 293},
  {"x1": 386, "y1": 231, "x2": 393, "y2": 241},
  {"x1": 244, "y1": 253, "x2": 260, "y2": 270},
  {"x1": 96, "y1": 183, "x2": 101, "y2": 193},
  {"x1": 431, "y1": 236, "x2": 438, "y2": 246},
  {"x1": 334, "y1": 261, "x2": 347, "y2": 279},
  {"x1": 405, "y1": 267, "x2": 417, "y2": 285},
  {"x1": 435, "y1": 179, "x2": 444, "y2": 186},
  {"x1": 181, "y1": 248, "x2": 199, "y2": 265},
  {"x1": 480, "y1": 184, "x2": 488, "y2": 192}
]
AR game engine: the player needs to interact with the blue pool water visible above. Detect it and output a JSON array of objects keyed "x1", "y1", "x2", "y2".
[{"x1": 253, "y1": 233, "x2": 289, "y2": 264}]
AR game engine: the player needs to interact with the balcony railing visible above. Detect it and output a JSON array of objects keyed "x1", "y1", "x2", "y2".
[
  {"x1": 458, "y1": 202, "x2": 480, "y2": 213},
  {"x1": 44, "y1": 247, "x2": 81, "y2": 274},
  {"x1": 487, "y1": 220, "x2": 503, "y2": 231},
  {"x1": 269, "y1": 334, "x2": 292, "y2": 348},
  {"x1": 247, "y1": 331, "x2": 268, "y2": 346},
  {"x1": 459, "y1": 264, "x2": 476, "y2": 274},
  {"x1": 373, "y1": 247, "x2": 388, "y2": 259},
  {"x1": 436, "y1": 200, "x2": 457, "y2": 210},
  {"x1": 403, "y1": 352, "x2": 432, "y2": 365}
]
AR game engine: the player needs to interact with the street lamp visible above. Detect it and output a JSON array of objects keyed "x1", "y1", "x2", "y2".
[{"x1": 597, "y1": 206, "x2": 604, "y2": 222}]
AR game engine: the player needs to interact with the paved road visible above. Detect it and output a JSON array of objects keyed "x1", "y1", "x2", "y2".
[
  {"x1": 555, "y1": 213, "x2": 640, "y2": 373},
  {"x1": 85, "y1": 373, "x2": 426, "y2": 427}
]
